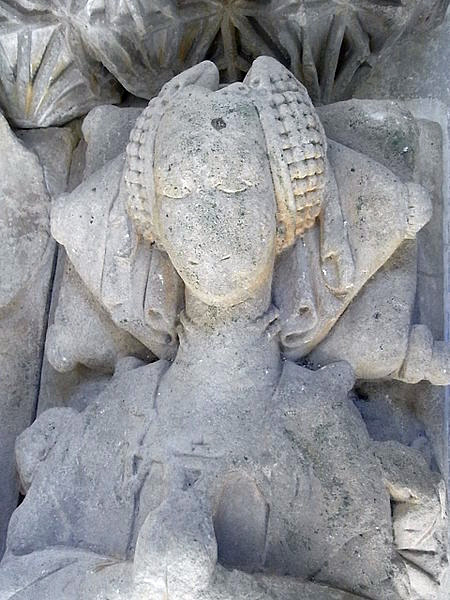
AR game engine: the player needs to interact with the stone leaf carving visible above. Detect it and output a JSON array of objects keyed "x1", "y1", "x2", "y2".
[
  {"x1": 74, "y1": 0, "x2": 450, "y2": 103},
  {"x1": 71, "y1": 0, "x2": 180, "y2": 100},
  {"x1": 0, "y1": 1, "x2": 120, "y2": 128},
  {"x1": 78, "y1": 0, "x2": 450, "y2": 103},
  {"x1": 1, "y1": 0, "x2": 447, "y2": 126}
]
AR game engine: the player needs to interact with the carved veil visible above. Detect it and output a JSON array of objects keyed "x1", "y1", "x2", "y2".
[{"x1": 51, "y1": 58, "x2": 430, "y2": 363}]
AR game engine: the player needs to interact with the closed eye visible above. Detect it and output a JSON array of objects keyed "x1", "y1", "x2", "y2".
[
  {"x1": 214, "y1": 181, "x2": 252, "y2": 195},
  {"x1": 160, "y1": 184, "x2": 192, "y2": 199}
]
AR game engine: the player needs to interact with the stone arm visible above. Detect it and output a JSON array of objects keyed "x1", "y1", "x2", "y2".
[
  {"x1": 131, "y1": 466, "x2": 365, "y2": 600},
  {"x1": 373, "y1": 440, "x2": 448, "y2": 598}
]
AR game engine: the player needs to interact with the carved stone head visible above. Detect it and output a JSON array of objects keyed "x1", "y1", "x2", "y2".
[
  {"x1": 124, "y1": 57, "x2": 328, "y2": 307},
  {"x1": 50, "y1": 58, "x2": 433, "y2": 366}
]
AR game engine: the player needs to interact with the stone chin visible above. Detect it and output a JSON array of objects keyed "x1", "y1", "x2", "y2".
[{"x1": 175, "y1": 260, "x2": 274, "y2": 308}]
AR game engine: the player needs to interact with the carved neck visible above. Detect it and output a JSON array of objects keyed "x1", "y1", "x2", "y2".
[
  {"x1": 172, "y1": 276, "x2": 282, "y2": 393},
  {"x1": 183, "y1": 274, "x2": 274, "y2": 330}
]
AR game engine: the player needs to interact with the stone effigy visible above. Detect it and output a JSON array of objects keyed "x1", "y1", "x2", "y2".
[{"x1": 0, "y1": 58, "x2": 447, "y2": 599}]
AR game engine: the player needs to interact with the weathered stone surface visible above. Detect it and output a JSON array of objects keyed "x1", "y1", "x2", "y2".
[
  {"x1": 0, "y1": 59, "x2": 447, "y2": 599},
  {"x1": 82, "y1": 105, "x2": 143, "y2": 178},
  {"x1": 0, "y1": 114, "x2": 75, "y2": 556},
  {"x1": 36, "y1": 105, "x2": 148, "y2": 414},
  {"x1": 0, "y1": 1, "x2": 447, "y2": 128},
  {"x1": 0, "y1": 113, "x2": 51, "y2": 307},
  {"x1": 45, "y1": 260, "x2": 151, "y2": 374},
  {"x1": 16, "y1": 125, "x2": 79, "y2": 196},
  {"x1": 67, "y1": 0, "x2": 450, "y2": 104},
  {"x1": 414, "y1": 119, "x2": 445, "y2": 340},
  {"x1": 51, "y1": 67, "x2": 448, "y2": 384},
  {"x1": 0, "y1": 2, "x2": 121, "y2": 128},
  {"x1": 43, "y1": 104, "x2": 152, "y2": 377},
  {"x1": 316, "y1": 99, "x2": 420, "y2": 181},
  {"x1": 0, "y1": 113, "x2": 52, "y2": 555},
  {"x1": 354, "y1": 30, "x2": 450, "y2": 586},
  {"x1": 355, "y1": 8, "x2": 450, "y2": 106},
  {"x1": 308, "y1": 108, "x2": 447, "y2": 388}
]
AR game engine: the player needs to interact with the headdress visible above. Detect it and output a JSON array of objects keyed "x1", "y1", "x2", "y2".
[
  {"x1": 123, "y1": 57, "x2": 327, "y2": 253},
  {"x1": 244, "y1": 57, "x2": 327, "y2": 252},
  {"x1": 124, "y1": 61, "x2": 220, "y2": 244}
]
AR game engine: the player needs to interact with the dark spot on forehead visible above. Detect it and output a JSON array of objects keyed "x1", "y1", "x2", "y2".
[{"x1": 211, "y1": 117, "x2": 227, "y2": 131}]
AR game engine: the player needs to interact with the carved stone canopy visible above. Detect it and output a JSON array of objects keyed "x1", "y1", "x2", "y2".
[{"x1": 0, "y1": 0, "x2": 447, "y2": 126}]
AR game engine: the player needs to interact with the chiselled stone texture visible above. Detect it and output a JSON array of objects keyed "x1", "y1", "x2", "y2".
[
  {"x1": 0, "y1": 0, "x2": 448, "y2": 127},
  {"x1": 0, "y1": 0, "x2": 120, "y2": 128},
  {"x1": 0, "y1": 58, "x2": 447, "y2": 599},
  {"x1": 71, "y1": 0, "x2": 450, "y2": 104},
  {"x1": 0, "y1": 114, "x2": 77, "y2": 556}
]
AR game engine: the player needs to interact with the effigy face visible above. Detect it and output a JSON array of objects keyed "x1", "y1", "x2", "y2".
[
  {"x1": 153, "y1": 87, "x2": 277, "y2": 306},
  {"x1": 0, "y1": 57, "x2": 447, "y2": 600}
]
